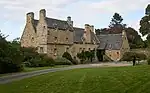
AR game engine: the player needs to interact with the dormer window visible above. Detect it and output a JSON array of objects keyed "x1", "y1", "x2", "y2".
[
  {"x1": 53, "y1": 23, "x2": 57, "y2": 29},
  {"x1": 108, "y1": 44, "x2": 112, "y2": 50}
]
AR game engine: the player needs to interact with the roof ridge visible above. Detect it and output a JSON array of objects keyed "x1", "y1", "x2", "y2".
[
  {"x1": 46, "y1": 17, "x2": 67, "y2": 22},
  {"x1": 73, "y1": 27, "x2": 84, "y2": 29}
]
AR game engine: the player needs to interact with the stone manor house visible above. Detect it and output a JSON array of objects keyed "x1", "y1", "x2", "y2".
[{"x1": 21, "y1": 9, "x2": 130, "y2": 61}]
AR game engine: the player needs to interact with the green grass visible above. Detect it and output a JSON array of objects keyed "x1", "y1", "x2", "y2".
[
  {"x1": 23, "y1": 65, "x2": 69, "y2": 72},
  {"x1": 0, "y1": 65, "x2": 69, "y2": 77},
  {"x1": 1, "y1": 65, "x2": 150, "y2": 93}
]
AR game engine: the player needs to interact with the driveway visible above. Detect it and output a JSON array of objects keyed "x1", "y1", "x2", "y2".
[{"x1": 0, "y1": 62, "x2": 132, "y2": 84}]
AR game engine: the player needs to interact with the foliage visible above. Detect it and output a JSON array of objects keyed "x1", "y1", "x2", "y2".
[
  {"x1": 77, "y1": 51, "x2": 86, "y2": 63},
  {"x1": 146, "y1": 4, "x2": 150, "y2": 15},
  {"x1": 62, "y1": 52, "x2": 78, "y2": 65},
  {"x1": 139, "y1": 4, "x2": 150, "y2": 43},
  {"x1": 139, "y1": 15, "x2": 150, "y2": 37},
  {"x1": 126, "y1": 27, "x2": 144, "y2": 49},
  {"x1": 77, "y1": 50, "x2": 95, "y2": 63},
  {"x1": 0, "y1": 32, "x2": 23, "y2": 74},
  {"x1": 147, "y1": 58, "x2": 150, "y2": 65},
  {"x1": 22, "y1": 48, "x2": 55, "y2": 67},
  {"x1": 136, "y1": 53, "x2": 147, "y2": 61},
  {"x1": 54, "y1": 57, "x2": 72, "y2": 65},
  {"x1": 121, "y1": 52, "x2": 147, "y2": 61},
  {"x1": 109, "y1": 13, "x2": 124, "y2": 28}
]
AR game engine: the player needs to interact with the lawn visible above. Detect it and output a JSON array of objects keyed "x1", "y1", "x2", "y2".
[
  {"x1": 0, "y1": 65, "x2": 69, "y2": 77},
  {"x1": 0, "y1": 65, "x2": 150, "y2": 93}
]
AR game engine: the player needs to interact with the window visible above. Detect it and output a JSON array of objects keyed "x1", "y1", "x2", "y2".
[
  {"x1": 79, "y1": 48, "x2": 82, "y2": 52},
  {"x1": 31, "y1": 37, "x2": 34, "y2": 42},
  {"x1": 54, "y1": 48, "x2": 57, "y2": 56},
  {"x1": 54, "y1": 37, "x2": 57, "y2": 42},
  {"x1": 40, "y1": 47, "x2": 44, "y2": 53},
  {"x1": 66, "y1": 47, "x2": 69, "y2": 52},
  {"x1": 48, "y1": 30, "x2": 50, "y2": 35},
  {"x1": 66, "y1": 37, "x2": 68, "y2": 41},
  {"x1": 83, "y1": 48, "x2": 85, "y2": 51},
  {"x1": 89, "y1": 48, "x2": 91, "y2": 51}
]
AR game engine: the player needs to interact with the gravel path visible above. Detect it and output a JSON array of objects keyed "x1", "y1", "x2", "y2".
[{"x1": 0, "y1": 63, "x2": 132, "y2": 84}]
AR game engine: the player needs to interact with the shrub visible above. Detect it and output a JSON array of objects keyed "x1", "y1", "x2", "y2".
[
  {"x1": 54, "y1": 57, "x2": 72, "y2": 65},
  {"x1": 77, "y1": 51, "x2": 86, "y2": 63},
  {"x1": 23, "y1": 52, "x2": 55, "y2": 67},
  {"x1": 42, "y1": 56, "x2": 55, "y2": 67},
  {"x1": 121, "y1": 52, "x2": 135, "y2": 61},
  {"x1": 121, "y1": 52, "x2": 147, "y2": 62},
  {"x1": 77, "y1": 50, "x2": 95, "y2": 63},
  {"x1": 0, "y1": 34, "x2": 24, "y2": 74},
  {"x1": 147, "y1": 58, "x2": 150, "y2": 65},
  {"x1": 62, "y1": 52, "x2": 77, "y2": 64},
  {"x1": 136, "y1": 53, "x2": 147, "y2": 61}
]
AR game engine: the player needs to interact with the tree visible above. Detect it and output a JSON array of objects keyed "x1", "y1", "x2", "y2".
[
  {"x1": 109, "y1": 13, "x2": 123, "y2": 28},
  {"x1": 139, "y1": 4, "x2": 150, "y2": 43},
  {"x1": 146, "y1": 4, "x2": 150, "y2": 15},
  {"x1": 126, "y1": 27, "x2": 144, "y2": 48},
  {"x1": 0, "y1": 32, "x2": 23, "y2": 74}
]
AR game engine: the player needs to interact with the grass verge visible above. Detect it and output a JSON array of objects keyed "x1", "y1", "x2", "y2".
[{"x1": 0, "y1": 65, "x2": 150, "y2": 93}]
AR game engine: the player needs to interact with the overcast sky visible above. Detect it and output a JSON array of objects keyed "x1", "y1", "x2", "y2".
[{"x1": 0, "y1": 0, "x2": 149, "y2": 40}]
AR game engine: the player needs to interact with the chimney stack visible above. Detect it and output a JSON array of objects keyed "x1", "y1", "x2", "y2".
[
  {"x1": 39, "y1": 9, "x2": 46, "y2": 20},
  {"x1": 26, "y1": 12, "x2": 34, "y2": 23},
  {"x1": 67, "y1": 16, "x2": 73, "y2": 26}
]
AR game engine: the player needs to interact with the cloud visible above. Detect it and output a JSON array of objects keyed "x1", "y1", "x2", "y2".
[
  {"x1": 0, "y1": 0, "x2": 149, "y2": 40},
  {"x1": 89, "y1": 0, "x2": 149, "y2": 14},
  {"x1": 0, "y1": 0, "x2": 80, "y2": 21}
]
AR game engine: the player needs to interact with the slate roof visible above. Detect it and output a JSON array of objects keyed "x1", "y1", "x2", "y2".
[
  {"x1": 46, "y1": 17, "x2": 73, "y2": 31},
  {"x1": 91, "y1": 32, "x2": 100, "y2": 44},
  {"x1": 34, "y1": 20, "x2": 38, "y2": 27},
  {"x1": 97, "y1": 34, "x2": 123, "y2": 50},
  {"x1": 33, "y1": 17, "x2": 73, "y2": 31},
  {"x1": 73, "y1": 27, "x2": 84, "y2": 43},
  {"x1": 33, "y1": 17, "x2": 99, "y2": 44}
]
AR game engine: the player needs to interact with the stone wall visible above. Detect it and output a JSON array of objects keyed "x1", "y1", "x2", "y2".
[
  {"x1": 47, "y1": 28, "x2": 73, "y2": 45},
  {"x1": 120, "y1": 30, "x2": 130, "y2": 58},
  {"x1": 21, "y1": 13, "x2": 36, "y2": 48},
  {"x1": 70, "y1": 44, "x2": 98, "y2": 57},
  {"x1": 105, "y1": 50, "x2": 121, "y2": 61},
  {"x1": 36, "y1": 9, "x2": 48, "y2": 53},
  {"x1": 47, "y1": 44, "x2": 71, "y2": 59}
]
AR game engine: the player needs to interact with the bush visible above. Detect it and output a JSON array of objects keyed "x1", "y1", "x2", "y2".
[
  {"x1": 54, "y1": 57, "x2": 72, "y2": 65},
  {"x1": 121, "y1": 52, "x2": 147, "y2": 62},
  {"x1": 62, "y1": 52, "x2": 77, "y2": 65},
  {"x1": 77, "y1": 50, "x2": 95, "y2": 63},
  {"x1": 147, "y1": 58, "x2": 150, "y2": 65},
  {"x1": 0, "y1": 34, "x2": 24, "y2": 74},
  {"x1": 121, "y1": 52, "x2": 135, "y2": 61},
  {"x1": 136, "y1": 53, "x2": 147, "y2": 61},
  {"x1": 23, "y1": 52, "x2": 55, "y2": 67}
]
